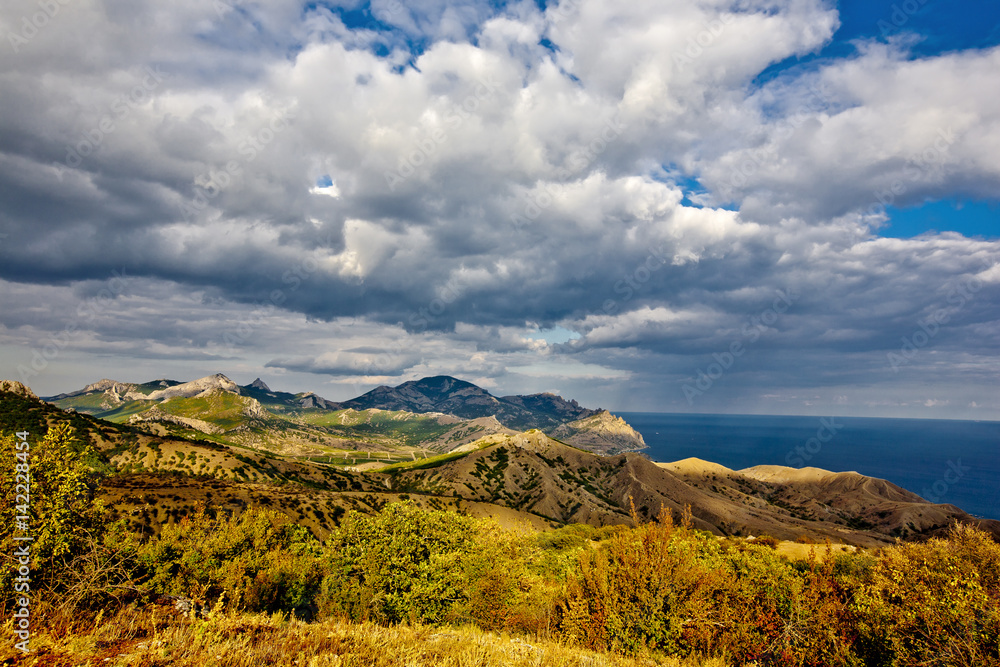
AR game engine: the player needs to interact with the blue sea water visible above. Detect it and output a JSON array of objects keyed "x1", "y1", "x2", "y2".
[{"x1": 617, "y1": 413, "x2": 1000, "y2": 521}]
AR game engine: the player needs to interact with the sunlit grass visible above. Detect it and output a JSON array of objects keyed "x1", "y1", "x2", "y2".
[{"x1": 6, "y1": 606, "x2": 731, "y2": 667}]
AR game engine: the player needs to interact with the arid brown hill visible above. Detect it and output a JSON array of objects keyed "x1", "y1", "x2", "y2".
[{"x1": 383, "y1": 431, "x2": 1000, "y2": 547}]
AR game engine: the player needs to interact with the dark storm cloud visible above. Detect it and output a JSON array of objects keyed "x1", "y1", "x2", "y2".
[{"x1": 1, "y1": 0, "x2": 998, "y2": 418}]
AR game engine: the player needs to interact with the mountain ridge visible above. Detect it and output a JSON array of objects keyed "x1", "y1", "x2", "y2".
[
  {"x1": 5, "y1": 381, "x2": 1000, "y2": 546},
  {"x1": 43, "y1": 373, "x2": 647, "y2": 455}
]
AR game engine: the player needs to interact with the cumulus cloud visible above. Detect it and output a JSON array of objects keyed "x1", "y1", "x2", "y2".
[{"x1": 0, "y1": 0, "x2": 998, "y2": 418}]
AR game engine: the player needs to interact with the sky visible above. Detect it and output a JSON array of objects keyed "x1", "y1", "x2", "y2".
[{"x1": 0, "y1": 0, "x2": 998, "y2": 419}]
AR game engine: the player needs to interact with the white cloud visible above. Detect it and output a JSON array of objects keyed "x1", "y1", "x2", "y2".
[{"x1": 0, "y1": 0, "x2": 998, "y2": 418}]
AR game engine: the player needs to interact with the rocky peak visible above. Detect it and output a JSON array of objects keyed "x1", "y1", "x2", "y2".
[
  {"x1": 549, "y1": 410, "x2": 647, "y2": 455},
  {"x1": 100, "y1": 382, "x2": 144, "y2": 409},
  {"x1": 249, "y1": 378, "x2": 271, "y2": 392},
  {"x1": 0, "y1": 381, "x2": 39, "y2": 400},
  {"x1": 84, "y1": 378, "x2": 122, "y2": 393},
  {"x1": 146, "y1": 374, "x2": 241, "y2": 400}
]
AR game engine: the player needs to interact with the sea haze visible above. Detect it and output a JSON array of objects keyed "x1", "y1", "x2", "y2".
[{"x1": 618, "y1": 413, "x2": 1000, "y2": 521}]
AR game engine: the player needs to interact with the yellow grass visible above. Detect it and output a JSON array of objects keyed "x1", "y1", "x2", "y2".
[
  {"x1": 774, "y1": 540, "x2": 857, "y2": 562},
  {"x1": 5, "y1": 606, "x2": 734, "y2": 667}
]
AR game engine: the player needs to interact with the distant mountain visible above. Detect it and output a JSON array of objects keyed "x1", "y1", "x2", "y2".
[
  {"x1": 39, "y1": 374, "x2": 512, "y2": 456},
  {"x1": 45, "y1": 373, "x2": 342, "y2": 417},
  {"x1": 342, "y1": 376, "x2": 497, "y2": 414},
  {"x1": 549, "y1": 411, "x2": 647, "y2": 454},
  {"x1": 339, "y1": 375, "x2": 645, "y2": 453},
  {"x1": 248, "y1": 378, "x2": 271, "y2": 391},
  {"x1": 342, "y1": 375, "x2": 606, "y2": 431},
  {"x1": 143, "y1": 373, "x2": 241, "y2": 400},
  {"x1": 41, "y1": 373, "x2": 645, "y2": 456}
]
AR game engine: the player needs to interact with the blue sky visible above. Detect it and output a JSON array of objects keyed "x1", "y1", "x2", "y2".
[
  {"x1": 1, "y1": 0, "x2": 998, "y2": 419},
  {"x1": 788, "y1": 0, "x2": 1000, "y2": 241}
]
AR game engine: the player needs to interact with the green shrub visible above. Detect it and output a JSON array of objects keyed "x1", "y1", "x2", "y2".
[
  {"x1": 132, "y1": 505, "x2": 323, "y2": 612},
  {"x1": 317, "y1": 502, "x2": 554, "y2": 631},
  {"x1": 318, "y1": 502, "x2": 483, "y2": 624},
  {"x1": 0, "y1": 424, "x2": 110, "y2": 608},
  {"x1": 849, "y1": 523, "x2": 1000, "y2": 667}
]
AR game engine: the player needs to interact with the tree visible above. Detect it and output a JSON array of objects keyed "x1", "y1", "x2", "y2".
[{"x1": 0, "y1": 423, "x2": 109, "y2": 607}]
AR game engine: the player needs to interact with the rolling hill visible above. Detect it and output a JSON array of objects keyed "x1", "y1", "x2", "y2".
[{"x1": 6, "y1": 378, "x2": 997, "y2": 548}]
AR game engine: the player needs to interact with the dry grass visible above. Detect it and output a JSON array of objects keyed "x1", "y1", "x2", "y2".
[
  {"x1": 774, "y1": 540, "x2": 857, "y2": 562},
  {"x1": 3, "y1": 606, "x2": 732, "y2": 667}
]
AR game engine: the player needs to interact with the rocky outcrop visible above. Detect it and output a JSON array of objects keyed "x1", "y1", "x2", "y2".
[
  {"x1": 342, "y1": 376, "x2": 600, "y2": 431},
  {"x1": 297, "y1": 393, "x2": 340, "y2": 410},
  {"x1": 548, "y1": 410, "x2": 647, "y2": 455},
  {"x1": 127, "y1": 407, "x2": 224, "y2": 434},
  {"x1": 241, "y1": 396, "x2": 269, "y2": 419},
  {"x1": 0, "y1": 381, "x2": 38, "y2": 400},
  {"x1": 99, "y1": 382, "x2": 146, "y2": 409},
  {"x1": 146, "y1": 374, "x2": 241, "y2": 401}
]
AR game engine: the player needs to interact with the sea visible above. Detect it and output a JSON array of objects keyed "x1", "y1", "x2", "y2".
[{"x1": 617, "y1": 412, "x2": 1000, "y2": 521}]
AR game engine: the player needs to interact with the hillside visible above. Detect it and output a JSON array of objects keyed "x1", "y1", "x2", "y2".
[
  {"x1": 44, "y1": 373, "x2": 646, "y2": 459},
  {"x1": 9, "y1": 407, "x2": 998, "y2": 667},
  {"x1": 549, "y1": 410, "x2": 647, "y2": 455},
  {"x1": 383, "y1": 432, "x2": 1000, "y2": 546},
  {"x1": 44, "y1": 374, "x2": 513, "y2": 461},
  {"x1": 7, "y1": 379, "x2": 998, "y2": 546}
]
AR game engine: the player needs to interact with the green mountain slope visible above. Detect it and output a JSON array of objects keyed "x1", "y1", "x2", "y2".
[{"x1": 43, "y1": 373, "x2": 644, "y2": 460}]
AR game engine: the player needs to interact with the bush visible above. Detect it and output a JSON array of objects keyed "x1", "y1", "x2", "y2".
[
  {"x1": 755, "y1": 535, "x2": 780, "y2": 549},
  {"x1": 132, "y1": 505, "x2": 324, "y2": 612},
  {"x1": 555, "y1": 513, "x2": 807, "y2": 664},
  {"x1": 2, "y1": 421, "x2": 998, "y2": 667},
  {"x1": 0, "y1": 424, "x2": 110, "y2": 609},
  {"x1": 557, "y1": 510, "x2": 733, "y2": 657},
  {"x1": 849, "y1": 523, "x2": 1000, "y2": 667}
]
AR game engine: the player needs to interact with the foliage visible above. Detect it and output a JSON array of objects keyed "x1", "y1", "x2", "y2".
[
  {"x1": 0, "y1": 428, "x2": 997, "y2": 667},
  {"x1": 317, "y1": 502, "x2": 549, "y2": 629},
  {"x1": 0, "y1": 423, "x2": 110, "y2": 606},
  {"x1": 556, "y1": 510, "x2": 1000, "y2": 666},
  {"x1": 129, "y1": 505, "x2": 324, "y2": 612},
  {"x1": 848, "y1": 523, "x2": 1000, "y2": 667},
  {"x1": 1, "y1": 605, "x2": 727, "y2": 667}
]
